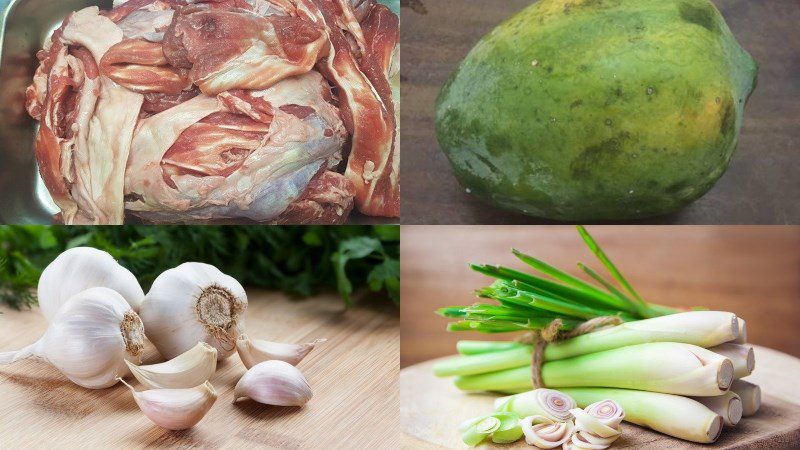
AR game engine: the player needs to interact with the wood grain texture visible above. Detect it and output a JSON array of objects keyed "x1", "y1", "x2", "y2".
[
  {"x1": 400, "y1": 225, "x2": 800, "y2": 367},
  {"x1": 400, "y1": 0, "x2": 800, "y2": 224},
  {"x1": 0, "y1": 291, "x2": 399, "y2": 449},
  {"x1": 400, "y1": 347, "x2": 800, "y2": 449}
]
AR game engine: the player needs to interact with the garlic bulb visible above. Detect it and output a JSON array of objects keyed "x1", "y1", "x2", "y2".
[
  {"x1": 140, "y1": 262, "x2": 247, "y2": 360},
  {"x1": 234, "y1": 360, "x2": 312, "y2": 406},
  {"x1": 236, "y1": 335, "x2": 326, "y2": 368},
  {"x1": 126, "y1": 342, "x2": 217, "y2": 389},
  {"x1": 520, "y1": 415, "x2": 574, "y2": 449},
  {"x1": 37, "y1": 247, "x2": 144, "y2": 321},
  {"x1": 120, "y1": 378, "x2": 217, "y2": 430},
  {"x1": 0, "y1": 287, "x2": 145, "y2": 389}
]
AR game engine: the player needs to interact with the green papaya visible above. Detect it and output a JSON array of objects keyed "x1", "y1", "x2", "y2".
[{"x1": 436, "y1": 0, "x2": 757, "y2": 220}]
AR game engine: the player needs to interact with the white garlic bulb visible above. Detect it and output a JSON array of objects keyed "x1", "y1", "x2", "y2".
[
  {"x1": 0, "y1": 287, "x2": 145, "y2": 389},
  {"x1": 236, "y1": 335, "x2": 326, "y2": 368},
  {"x1": 140, "y1": 262, "x2": 247, "y2": 360},
  {"x1": 120, "y1": 378, "x2": 217, "y2": 430},
  {"x1": 234, "y1": 360, "x2": 313, "y2": 406},
  {"x1": 37, "y1": 247, "x2": 144, "y2": 321}
]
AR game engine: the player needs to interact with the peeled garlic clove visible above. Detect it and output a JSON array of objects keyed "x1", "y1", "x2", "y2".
[
  {"x1": 236, "y1": 335, "x2": 326, "y2": 368},
  {"x1": 37, "y1": 247, "x2": 144, "y2": 322},
  {"x1": 126, "y1": 342, "x2": 217, "y2": 389},
  {"x1": 0, "y1": 287, "x2": 145, "y2": 389},
  {"x1": 119, "y1": 378, "x2": 217, "y2": 430},
  {"x1": 234, "y1": 360, "x2": 312, "y2": 406},
  {"x1": 140, "y1": 262, "x2": 247, "y2": 360}
]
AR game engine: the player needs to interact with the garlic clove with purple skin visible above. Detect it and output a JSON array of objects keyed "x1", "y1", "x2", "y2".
[
  {"x1": 236, "y1": 335, "x2": 326, "y2": 368},
  {"x1": 233, "y1": 360, "x2": 313, "y2": 406},
  {"x1": 119, "y1": 378, "x2": 217, "y2": 430}
]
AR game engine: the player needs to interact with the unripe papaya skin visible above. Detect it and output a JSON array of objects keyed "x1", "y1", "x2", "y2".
[{"x1": 436, "y1": 0, "x2": 757, "y2": 220}]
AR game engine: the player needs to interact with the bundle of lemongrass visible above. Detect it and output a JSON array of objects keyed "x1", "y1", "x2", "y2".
[
  {"x1": 0, "y1": 247, "x2": 325, "y2": 430},
  {"x1": 435, "y1": 227, "x2": 761, "y2": 444}
]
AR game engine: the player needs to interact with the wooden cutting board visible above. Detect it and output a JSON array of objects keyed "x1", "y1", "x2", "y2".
[
  {"x1": 401, "y1": 346, "x2": 800, "y2": 449},
  {"x1": 0, "y1": 291, "x2": 399, "y2": 449}
]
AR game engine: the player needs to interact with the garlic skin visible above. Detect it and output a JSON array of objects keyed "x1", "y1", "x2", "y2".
[
  {"x1": 140, "y1": 262, "x2": 247, "y2": 360},
  {"x1": 0, "y1": 287, "x2": 145, "y2": 389},
  {"x1": 236, "y1": 335, "x2": 326, "y2": 368},
  {"x1": 120, "y1": 378, "x2": 217, "y2": 430},
  {"x1": 126, "y1": 342, "x2": 217, "y2": 389},
  {"x1": 234, "y1": 360, "x2": 313, "y2": 406},
  {"x1": 38, "y1": 247, "x2": 144, "y2": 321}
]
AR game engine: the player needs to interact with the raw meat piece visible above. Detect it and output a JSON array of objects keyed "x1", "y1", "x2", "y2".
[
  {"x1": 124, "y1": 71, "x2": 347, "y2": 222},
  {"x1": 298, "y1": 0, "x2": 400, "y2": 217},
  {"x1": 162, "y1": 6, "x2": 328, "y2": 94},
  {"x1": 271, "y1": 170, "x2": 355, "y2": 224},
  {"x1": 26, "y1": 0, "x2": 400, "y2": 223}
]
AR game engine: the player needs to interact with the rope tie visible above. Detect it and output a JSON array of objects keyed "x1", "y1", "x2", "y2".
[{"x1": 516, "y1": 316, "x2": 622, "y2": 389}]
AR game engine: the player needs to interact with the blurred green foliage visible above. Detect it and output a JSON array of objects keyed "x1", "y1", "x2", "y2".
[{"x1": 0, "y1": 225, "x2": 399, "y2": 309}]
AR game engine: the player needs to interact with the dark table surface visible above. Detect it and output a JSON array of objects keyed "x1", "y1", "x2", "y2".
[{"x1": 400, "y1": 0, "x2": 800, "y2": 224}]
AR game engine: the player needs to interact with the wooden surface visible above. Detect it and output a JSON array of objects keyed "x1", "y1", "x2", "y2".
[
  {"x1": 400, "y1": 346, "x2": 800, "y2": 449},
  {"x1": 400, "y1": 0, "x2": 800, "y2": 224},
  {"x1": 400, "y1": 225, "x2": 800, "y2": 367},
  {"x1": 0, "y1": 291, "x2": 399, "y2": 449}
]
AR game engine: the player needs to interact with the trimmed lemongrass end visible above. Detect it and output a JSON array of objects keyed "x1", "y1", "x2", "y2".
[
  {"x1": 459, "y1": 415, "x2": 500, "y2": 446},
  {"x1": 459, "y1": 412, "x2": 521, "y2": 446},
  {"x1": 544, "y1": 311, "x2": 739, "y2": 361},
  {"x1": 693, "y1": 391, "x2": 742, "y2": 426},
  {"x1": 734, "y1": 318, "x2": 747, "y2": 344},
  {"x1": 730, "y1": 379, "x2": 761, "y2": 416},
  {"x1": 494, "y1": 388, "x2": 576, "y2": 422},
  {"x1": 455, "y1": 342, "x2": 735, "y2": 396},
  {"x1": 560, "y1": 387, "x2": 723, "y2": 444},
  {"x1": 709, "y1": 343, "x2": 754, "y2": 378}
]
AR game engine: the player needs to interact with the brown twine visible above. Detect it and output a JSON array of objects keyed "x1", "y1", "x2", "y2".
[{"x1": 516, "y1": 316, "x2": 622, "y2": 389}]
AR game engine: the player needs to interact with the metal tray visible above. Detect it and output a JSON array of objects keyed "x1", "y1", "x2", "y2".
[{"x1": 0, "y1": 0, "x2": 396, "y2": 224}]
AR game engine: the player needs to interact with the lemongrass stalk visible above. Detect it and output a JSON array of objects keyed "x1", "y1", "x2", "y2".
[
  {"x1": 543, "y1": 311, "x2": 739, "y2": 361},
  {"x1": 438, "y1": 311, "x2": 739, "y2": 377},
  {"x1": 708, "y1": 343, "x2": 754, "y2": 378},
  {"x1": 730, "y1": 379, "x2": 761, "y2": 416},
  {"x1": 734, "y1": 318, "x2": 747, "y2": 344},
  {"x1": 692, "y1": 391, "x2": 742, "y2": 426},
  {"x1": 559, "y1": 387, "x2": 722, "y2": 443},
  {"x1": 435, "y1": 347, "x2": 531, "y2": 377},
  {"x1": 457, "y1": 341, "x2": 527, "y2": 355},
  {"x1": 454, "y1": 342, "x2": 734, "y2": 396},
  {"x1": 494, "y1": 388, "x2": 576, "y2": 421}
]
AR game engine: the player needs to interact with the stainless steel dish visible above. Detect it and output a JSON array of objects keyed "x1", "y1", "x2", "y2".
[{"x1": 0, "y1": 0, "x2": 396, "y2": 224}]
